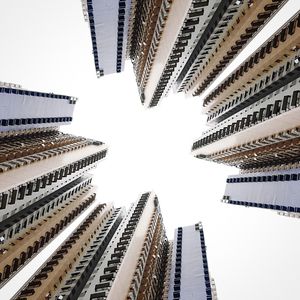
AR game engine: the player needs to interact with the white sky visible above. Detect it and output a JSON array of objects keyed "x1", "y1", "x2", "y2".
[{"x1": 0, "y1": 1, "x2": 300, "y2": 299}]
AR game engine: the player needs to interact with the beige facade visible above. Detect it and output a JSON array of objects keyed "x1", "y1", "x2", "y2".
[
  {"x1": 187, "y1": 0, "x2": 287, "y2": 96},
  {"x1": 0, "y1": 188, "x2": 96, "y2": 285},
  {"x1": 13, "y1": 203, "x2": 112, "y2": 300},
  {"x1": 193, "y1": 12, "x2": 300, "y2": 163},
  {"x1": 107, "y1": 193, "x2": 156, "y2": 299},
  {"x1": 0, "y1": 84, "x2": 109, "y2": 297}
]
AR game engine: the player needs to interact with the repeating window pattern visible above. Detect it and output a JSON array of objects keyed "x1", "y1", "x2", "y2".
[
  {"x1": 203, "y1": 12, "x2": 300, "y2": 108},
  {"x1": 126, "y1": 0, "x2": 138, "y2": 58},
  {"x1": 88, "y1": 193, "x2": 150, "y2": 299},
  {"x1": 192, "y1": 49, "x2": 300, "y2": 184},
  {"x1": 86, "y1": 0, "x2": 103, "y2": 77},
  {"x1": 171, "y1": 227, "x2": 182, "y2": 300},
  {"x1": 197, "y1": 224, "x2": 213, "y2": 300},
  {"x1": 168, "y1": 224, "x2": 214, "y2": 300},
  {"x1": 162, "y1": 241, "x2": 173, "y2": 300},
  {"x1": 176, "y1": 0, "x2": 246, "y2": 93},
  {"x1": 6, "y1": 192, "x2": 216, "y2": 300},
  {"x1": 127, "y1": 202, "x2": 168, "y2": 300},
  {"x1": 149, "y1": 0, "x2": 214, "y2": 107},
  {"x1": 0, "y1": 131, "x2": 88, "y2": 166},
  {"x1": 222, "y1": 198, "x2": 300, "y2": 213},
  {"x1": 13, "y1": 203, "x2": 108, "y2": 300},
  {"x1": 0, "y1": 66, "x2": 109, "y2": 300},
  {"x1": 206, "y1": 50, "x2": 300, "y2": 125},
  {"x1": 85, "y1": 0, "x2": 131, "y2": 76},
  {"x1": 130, "y1": 0, "x2": 154, "y2": 61},
  {"x1": 0, "y1": 86, "x2": 75, "y2": 134},
  {"x1": 197, "y1": 127, "x2": 300, "y2": 161},
  {"x1": 0, "y1": 137, "x2": 95, "y2": 174},
  {"x1": 130, "y1": 0, "x2": 165, "y2": 87},
  {"x1": 116, "y1": 0, "x2": 128, "y2": 73},
  {"x1": 0, "y1": 149, "x2": 107, "y2": 213},
  {"x1": 212, "y1": 135, "x2": 300, "y2": 170},
  {"x1": 127, "y1": 210, "x2": 158, "y2": 299},
  {"x1": 192, "y1": 81, "x2": 300, "y2": 150},
  {"x1": 0, "y1": 189, "x2": 96, "y2": 286},
  {"x1": 0, "y1": 87, "x2": 76, "y2": 102},
  {"x1": 0, "y1": 126, "x2": 59, "y2": 139},
  {"x1": 186, "y1": 0, "x2": 287, "y2": 96},
  {"x1": 0, "y1": 117, "x2": 72, "y2": 129},
  {"x1": 54, "y1": 207, "x2": 124, "y2": 300},
  {"x1": 226, "y1": 172, "x2": 300, "y2": 184},
  {"x1": 0, "y1": 175, "x2": 92, "y2": 241},
  {"x1": 137, "y1": 0, "x2": 173, "y2": 103}
]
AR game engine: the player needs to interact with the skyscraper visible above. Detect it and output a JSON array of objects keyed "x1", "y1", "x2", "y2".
[
  {"x1": 164, "y1": 223, "x2": 217, "y2": 300},
  {"x1": 0, "y1": 83, "x2": 107, "y2": 284},
  {"x1": 82, "y1": 0, "x2": 132, "y2": 77},
  {"x1": 60, "y1": 192, "x2": 168, "y2": 300},
  {"x1": 139, "y1": 0, "x2": 285, "y2": 107},
  {"x1": 175, "y1": 0, "x2": 287, "y2": 96},
  {"x1": 13, "y1": 193, "x2": 216, "y2": 300},
  {"x1": 13, "y1": 203, "x2": 116, "y2": 300},
  {"x1": 83, "y1": 0, "x2": 287, "y2": 107},
  {"x1": 0, "y1": 82, "x2": 75, "y2": 134},
  {"x1": 192, "y1": 11, "x2": 300, "y2": 215}
]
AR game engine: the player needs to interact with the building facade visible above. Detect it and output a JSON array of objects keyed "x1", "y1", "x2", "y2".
[
  {"x1": 13, "y1": 193, "x2": 216, "y2": 300},
  {"x1": 164, "y1": 223, "x2": 217, "y2": 300},
  {"x1": 83, "y1": 0, "x2": 287, "y2": 108},
  {"x1": 192, "y1": 11, "x2": 300, "y2": 214},
  {"x1": 142, "y1": 0, "x2": 286, "y2": 107},
  {"x1": 223, "y1": 167, "x2": 300, "y2": 216},
  {"x1": 0, "y1": 83, "x2": 108, "y2": 285},
  {"x1": 13, "y1": 202, "x2": 113, "y2": 300},
  {"x1": 176, "y1": 0, "x2": 287, "y2": 96},
  {"x1": 71, "y1": 192, "x2": 168, "y2": 300},
  {"x1": 83, "y1": 0, "x2": 132, "y2": 77},
  {"x1": 0, "y1": 83, "x2": 76, "y2": 135}
]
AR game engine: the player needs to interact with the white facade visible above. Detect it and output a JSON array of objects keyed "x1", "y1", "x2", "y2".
[
  {"x1": 168, "y1": 223, "x2": 215, "y2": 300},
  {"x1": 224, "y1": 168, "x2": 300, "y2": 210},
  {"x1": 86, "y1": 0, "x2": 132, "y2": 76},
  {"x1": 0, "y1": 87, "x2": 76, "y2": 133}
]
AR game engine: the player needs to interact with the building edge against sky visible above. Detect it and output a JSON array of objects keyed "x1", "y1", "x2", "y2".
[
  {"x1": 12, "y1": 192, "x2": 216, "y2": 300},
  {"x1": 79, "y1": 0, "x2": 300, "y2": 215},
  {"x1": 0, "y1": 82, "x2": 108, "y2": 287},
  {"x1": 1, "y1": 0, "x2": 299, "y2": 299},
  {"x1": 192, "y1": 10, "x2": 300, "y2": 215},
  {"x1": 83, "y1": 0, "x2": 289, "y2": 107},
  {"x1": 0, "y1": 82, "x2": 217, "y2": 299}
]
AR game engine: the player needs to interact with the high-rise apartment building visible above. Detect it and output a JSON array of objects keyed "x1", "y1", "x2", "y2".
[
  {"x1": 83, "y1": 0, "x2": 287, "y2": 107},
  {"x1": 222, "y1": 168, "x2": 300, "y2": 217},
  {"x1": 163, "y1": 223, "x2": 217, "y2": 300},
  {"x1": 139, "y1": 0, "x2": 286, "y2": 107},
  {"x1": 13, "y1": 192, "x2": 216, "y2": 300},
  {"x1": 0, "y1": 83, "x2": 75, "y2": 135},
  {"x1": 192, "y1": 11, "x2": 300, "y2": 215},
  {"x1": 54, "y1": 191, "x2": 168, "y2": 300},
  {"x1": 175, "y1": 0, "x2": 287, "y2": 96},
  {"x1": 0, "y1": 83, "x2": 108, "y2": 285},
  {"x1": 13, "y1": 203, "x2": 117, "y2": 300},
  {"x1": 82, "y1": 0, "x2": 132, "y2": 76}
]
